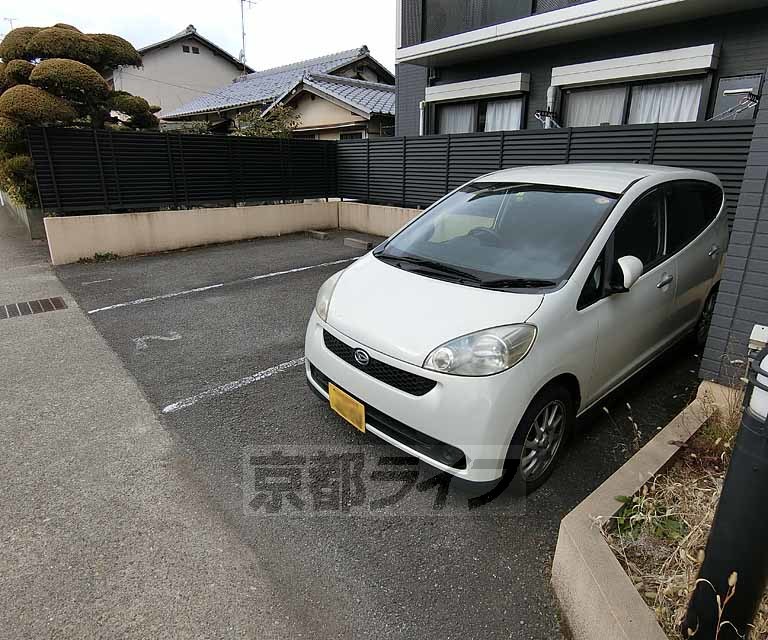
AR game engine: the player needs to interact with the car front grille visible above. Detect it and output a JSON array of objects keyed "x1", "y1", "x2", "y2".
[
  {"x1": 308, "y1": 364, "x2": 466, "y2": 470},
  {"x1": 322, "y1": 330, "x2": 437, "y2": 397}
]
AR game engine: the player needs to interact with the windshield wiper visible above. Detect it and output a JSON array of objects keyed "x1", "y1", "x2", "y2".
[
  {"x1": 479, "y1": 277, "x2": 557, "y2": 289},
  {"x1": 375, "y1": 252, "x2": 483, "y2": 282}
]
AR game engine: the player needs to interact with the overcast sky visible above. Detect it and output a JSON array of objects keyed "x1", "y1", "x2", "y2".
[{"x1": 1, "y1": 0, "x2": 397, "y2": 73}]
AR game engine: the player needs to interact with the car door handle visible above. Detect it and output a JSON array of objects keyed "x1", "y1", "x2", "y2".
[
  {"x1": 708, "y1": 245, "x2": 720, "y2": 257},
  {"x1": 657, "y1": 274, "x2": 674, "y2": 289}
]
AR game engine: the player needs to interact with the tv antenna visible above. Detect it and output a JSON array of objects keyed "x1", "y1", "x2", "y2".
[
  {"x1": 0, "y1": 17, "x2": 16, "y2": 37},
  {"x1": 239, "y1": 0, "x2": 265, "y2": 75}
]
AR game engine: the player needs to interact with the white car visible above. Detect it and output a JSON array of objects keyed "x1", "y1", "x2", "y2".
[{"x1": 305, "y1": 164, "x2": 726, "y2": 491}]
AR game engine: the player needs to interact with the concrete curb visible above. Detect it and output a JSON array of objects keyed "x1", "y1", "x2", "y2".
[{"x1": 551, "y1": 380, "x2": 734, "y2": 640}]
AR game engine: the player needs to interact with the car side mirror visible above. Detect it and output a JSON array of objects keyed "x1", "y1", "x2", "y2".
[{"x1": 613, "y1": 256, "x2": 644, "y2": 292}]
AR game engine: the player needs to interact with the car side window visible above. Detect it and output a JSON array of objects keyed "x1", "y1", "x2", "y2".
[
  {"x1": 577, "y1": 250, "x2": 606, "y2": 310},
  {"x1": 666, "y1": 181, "x2": 723, "y2": 254},
  {"x1": 612, "y1": 189, "x2": 665, "y2": 279}
]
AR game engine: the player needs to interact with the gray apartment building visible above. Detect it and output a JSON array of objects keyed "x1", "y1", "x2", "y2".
[{"x1": 394, "y1": 0, "x2": 768, "y2": 380}]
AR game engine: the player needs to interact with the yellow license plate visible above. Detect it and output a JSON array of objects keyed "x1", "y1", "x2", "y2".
[{"x1": 329, "y1": 383, "x2": 366, "y2": 433}]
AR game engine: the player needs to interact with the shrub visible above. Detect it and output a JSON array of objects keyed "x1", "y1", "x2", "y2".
[
  {"x1": 109, "y1": 92, "x2": 151, "y2": 117},
  {"x1": 26, "y1": 27, "x2": 99, "y2": 65},
  {"x1": 0, "y1": 84, "x2": 77, "y2": 124},
  {"x1": 30, "y1": 58, "x2": 110, "y2": 100},
  {"x1": 52, "y1": 23, "x2": 81, "y2": 32},
  {"x1": 0, "y1": 61, "x2": 9, "y2": 92},
  {"x1": 0, "y1": 27, "x2": 42, "y2": 61},
  {"x1": 5, "y1": 59, "x2": 34, "y2": 84},
  {"x1": 0, "y1": 154, "x2": 37, "y2": 206},
  {"x1": 90, "y1": 34, "x2": 142, "y2": 70},
  {"x1": 127, "y1": 112, "x2": 159, "y2": 129},
  {"x1": 0, "y1": 116, "x2": 23, "y2": 147},
  {"x1": 233, "y1": 104, "x2": 301, "y2": 138}
]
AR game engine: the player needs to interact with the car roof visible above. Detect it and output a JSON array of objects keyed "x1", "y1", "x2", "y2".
[{"x1": 474, "y1": 163, "x2": 714, "y2": 195}]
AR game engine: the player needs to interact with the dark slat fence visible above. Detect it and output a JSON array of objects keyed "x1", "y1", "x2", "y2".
[
  {"x1": 337, "y1": 120, "x2": 755, "y2": 227},
  {"x1": 27, "y1": 127, "x2": 337, "y2": 213},
  {"x1": 28, "y1": 121, "x2": 754, "y2": 227}
]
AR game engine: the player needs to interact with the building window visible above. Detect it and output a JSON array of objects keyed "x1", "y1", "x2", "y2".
[
  {"x1": 182, "y1": 45, "x2": 190, "y2": 53},
  {"x1": 563, "y1": 85, "x2": 627, "y2": 127},
  {"x1": 628, "y1": 78, "x2": 703, "y2": 124},
  {"x1": 436, "y1": 97, "x2": 524, "y2": 134},
  {"x1": 340, "y1": 131, "x2": 364, "y2": 140},
  {"x1": 563, "y1": 77, "x2": 705, "y2": 127},
  {"x1": 192, "y1": 46, "x2": 200, "y2": 54},
  {"x1": 712, "y1": 74, "x2": 763, "y2": 120}
]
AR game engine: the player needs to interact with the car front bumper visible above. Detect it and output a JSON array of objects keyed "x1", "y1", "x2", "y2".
[{"x1": 304, "y1": 311, "x2": 536, "y2": 483}]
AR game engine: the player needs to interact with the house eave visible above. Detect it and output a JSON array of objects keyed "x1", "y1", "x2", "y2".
[{"x1": 396, "y1": 0, "x2": 768, "y2": 67}]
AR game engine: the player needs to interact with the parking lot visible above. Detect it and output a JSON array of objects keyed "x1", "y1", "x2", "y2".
[{"x1": 56, "y1": 230, "x2": 702, "y2": 639}]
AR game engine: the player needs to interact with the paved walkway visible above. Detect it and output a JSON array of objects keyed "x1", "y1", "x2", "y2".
[{"x1": 0, "y1": 210, "x2": 298, "y2": 638}]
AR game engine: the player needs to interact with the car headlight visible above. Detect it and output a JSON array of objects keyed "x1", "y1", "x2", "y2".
[
  {"x1": 423, "y1": 324, "x2": 537, "y2": 376},
  {"x1": 315, "y1": 271, "x2": 343, "y2": 322}
]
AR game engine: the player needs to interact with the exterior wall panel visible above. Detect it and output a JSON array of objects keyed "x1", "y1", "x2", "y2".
[
  {"x1": 397, "y1": 9, "x2": 768, "y2": 133},
  {"x1": 396, "y1": 63, "x2": 429, "y2": 137}
]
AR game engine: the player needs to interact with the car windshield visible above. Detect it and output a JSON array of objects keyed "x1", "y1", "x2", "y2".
[{"x1": 375, "y1": 182, "x2": 618, "y2": 288}]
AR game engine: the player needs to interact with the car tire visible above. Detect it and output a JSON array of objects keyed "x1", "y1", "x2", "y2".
[
  {"x1": 695, "y1": 287, "x2": 718, "y2": 350},
  {"x1": 505, "y1": 384, "x2": 575, "y2": 494}
]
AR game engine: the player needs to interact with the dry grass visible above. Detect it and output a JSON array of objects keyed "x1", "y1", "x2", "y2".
[{"x1": 604, "y1": 390, "x2": 768, "y2": 639}]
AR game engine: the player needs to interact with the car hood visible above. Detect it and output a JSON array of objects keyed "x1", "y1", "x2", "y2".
[{"x1": 326, "y1": 254, "x2": 544, "y2": 366}]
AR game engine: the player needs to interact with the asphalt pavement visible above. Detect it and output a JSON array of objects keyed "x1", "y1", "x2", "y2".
[{"x1": 54, "y1": 230, "x2": 702, "y2": 639}]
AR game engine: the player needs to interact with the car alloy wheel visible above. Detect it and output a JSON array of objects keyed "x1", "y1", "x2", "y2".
[{"x1": 521, "y1": 400, "x2": 566, "y2": 483}]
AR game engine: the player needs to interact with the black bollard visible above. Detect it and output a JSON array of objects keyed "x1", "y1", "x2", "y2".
[{"x1": 681, "y1": 346, "x2": 768, "y2": 639}]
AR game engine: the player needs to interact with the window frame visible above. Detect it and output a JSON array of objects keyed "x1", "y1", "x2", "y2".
[
  {"x1": 182, "y1": 45, "x2": 190, "y2": 53},
  {"x1": 191, "y1": 46, "x2": 200, "y2": 55},
  {"x1": 432, "y1": 94, "x2": 528, "y2": 134},
  {"x1": 711, "y1": 73, "x2": 764, "y2": 120},
  {"x1": 561, "y1": 73, "x2": 712, "y2": 127}
]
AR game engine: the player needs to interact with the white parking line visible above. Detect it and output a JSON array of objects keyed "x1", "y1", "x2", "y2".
[
  {"x1": 87, "y1": 258, "x2": 355, "y2": 315},
  {"x1": 161, "y1": 357, "x2": 306, "y2": 414},
  {"x1": 82, "y1": 278, "x2": 113, "y2": 286}
]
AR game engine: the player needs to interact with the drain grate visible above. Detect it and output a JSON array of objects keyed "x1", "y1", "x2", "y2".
[{"x1": 0, "y1": 297, "x2": 67, "y2": 320}]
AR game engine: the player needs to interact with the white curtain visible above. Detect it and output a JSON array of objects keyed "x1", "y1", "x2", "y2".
[
  {"x1": 564, "y1": 85, "x2": 627, "y2": 127},
  {"x1": 628, "y1": 78, "x2": 704, "y2": 124},
  {"x1": 438, "y1": 102, "x2": 477, "y2": 134},
  {"x1": 484, "y1": 98, "x2": 523, "y2": 132}
]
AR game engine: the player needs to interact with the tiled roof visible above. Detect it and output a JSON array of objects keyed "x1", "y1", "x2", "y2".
[
  {"x1": 161, "y1": 46, "x2": 371, "y2": 119},
  {"x1": 303, "y1": 74, "x2": 395, "y2": 116}
]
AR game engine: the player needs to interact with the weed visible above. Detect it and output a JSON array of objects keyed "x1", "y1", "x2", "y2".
[{"x1": 77, "y1": 251, "x2": 120, "y2": 264}]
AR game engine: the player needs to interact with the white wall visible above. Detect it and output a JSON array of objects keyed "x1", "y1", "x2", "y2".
[
  {"x1": 113, "y1": 39, "x2": 243, "y2": 113},
  {"x1": 44, "y1": 202, "x2": 339, "y2": 265},
  {"x1": 43, "y1": 202, "x2": 425, "y2": 264}
]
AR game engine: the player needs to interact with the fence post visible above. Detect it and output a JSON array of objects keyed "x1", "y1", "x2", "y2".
[
  {"x1": 564, "y1": 128, "x2": 573, "y2": 164},
  {"x1": 366, "y1": 138, "x2": 371, "y2": 204},
  {"x1": 40, "y1": 127, "x2": 62, "y2": 211},
  {"x1": 177, "y1": 134, "x2": 190, "y2": 209},
  {"x1": 108, "y1": 130, "x2": 123, "y2": 209},
  {"x1": 92, "y1": 129, "x2": 111, "y2": 212},
  {"x1": 402, "y1": 136, "x2": 407, "y2": 208},
  {"x1": 498, "y1": 131, "x2": 506, "y2": 170},
  {"x1": 227, "y1": 136, "x2": 237, "y2": 206},
  {"x1": 165, "y1": 133, "x2": 178, "y2": 209},
  {"x1": 445, "y1": 134, "x2": 452, "y2": 194}
]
